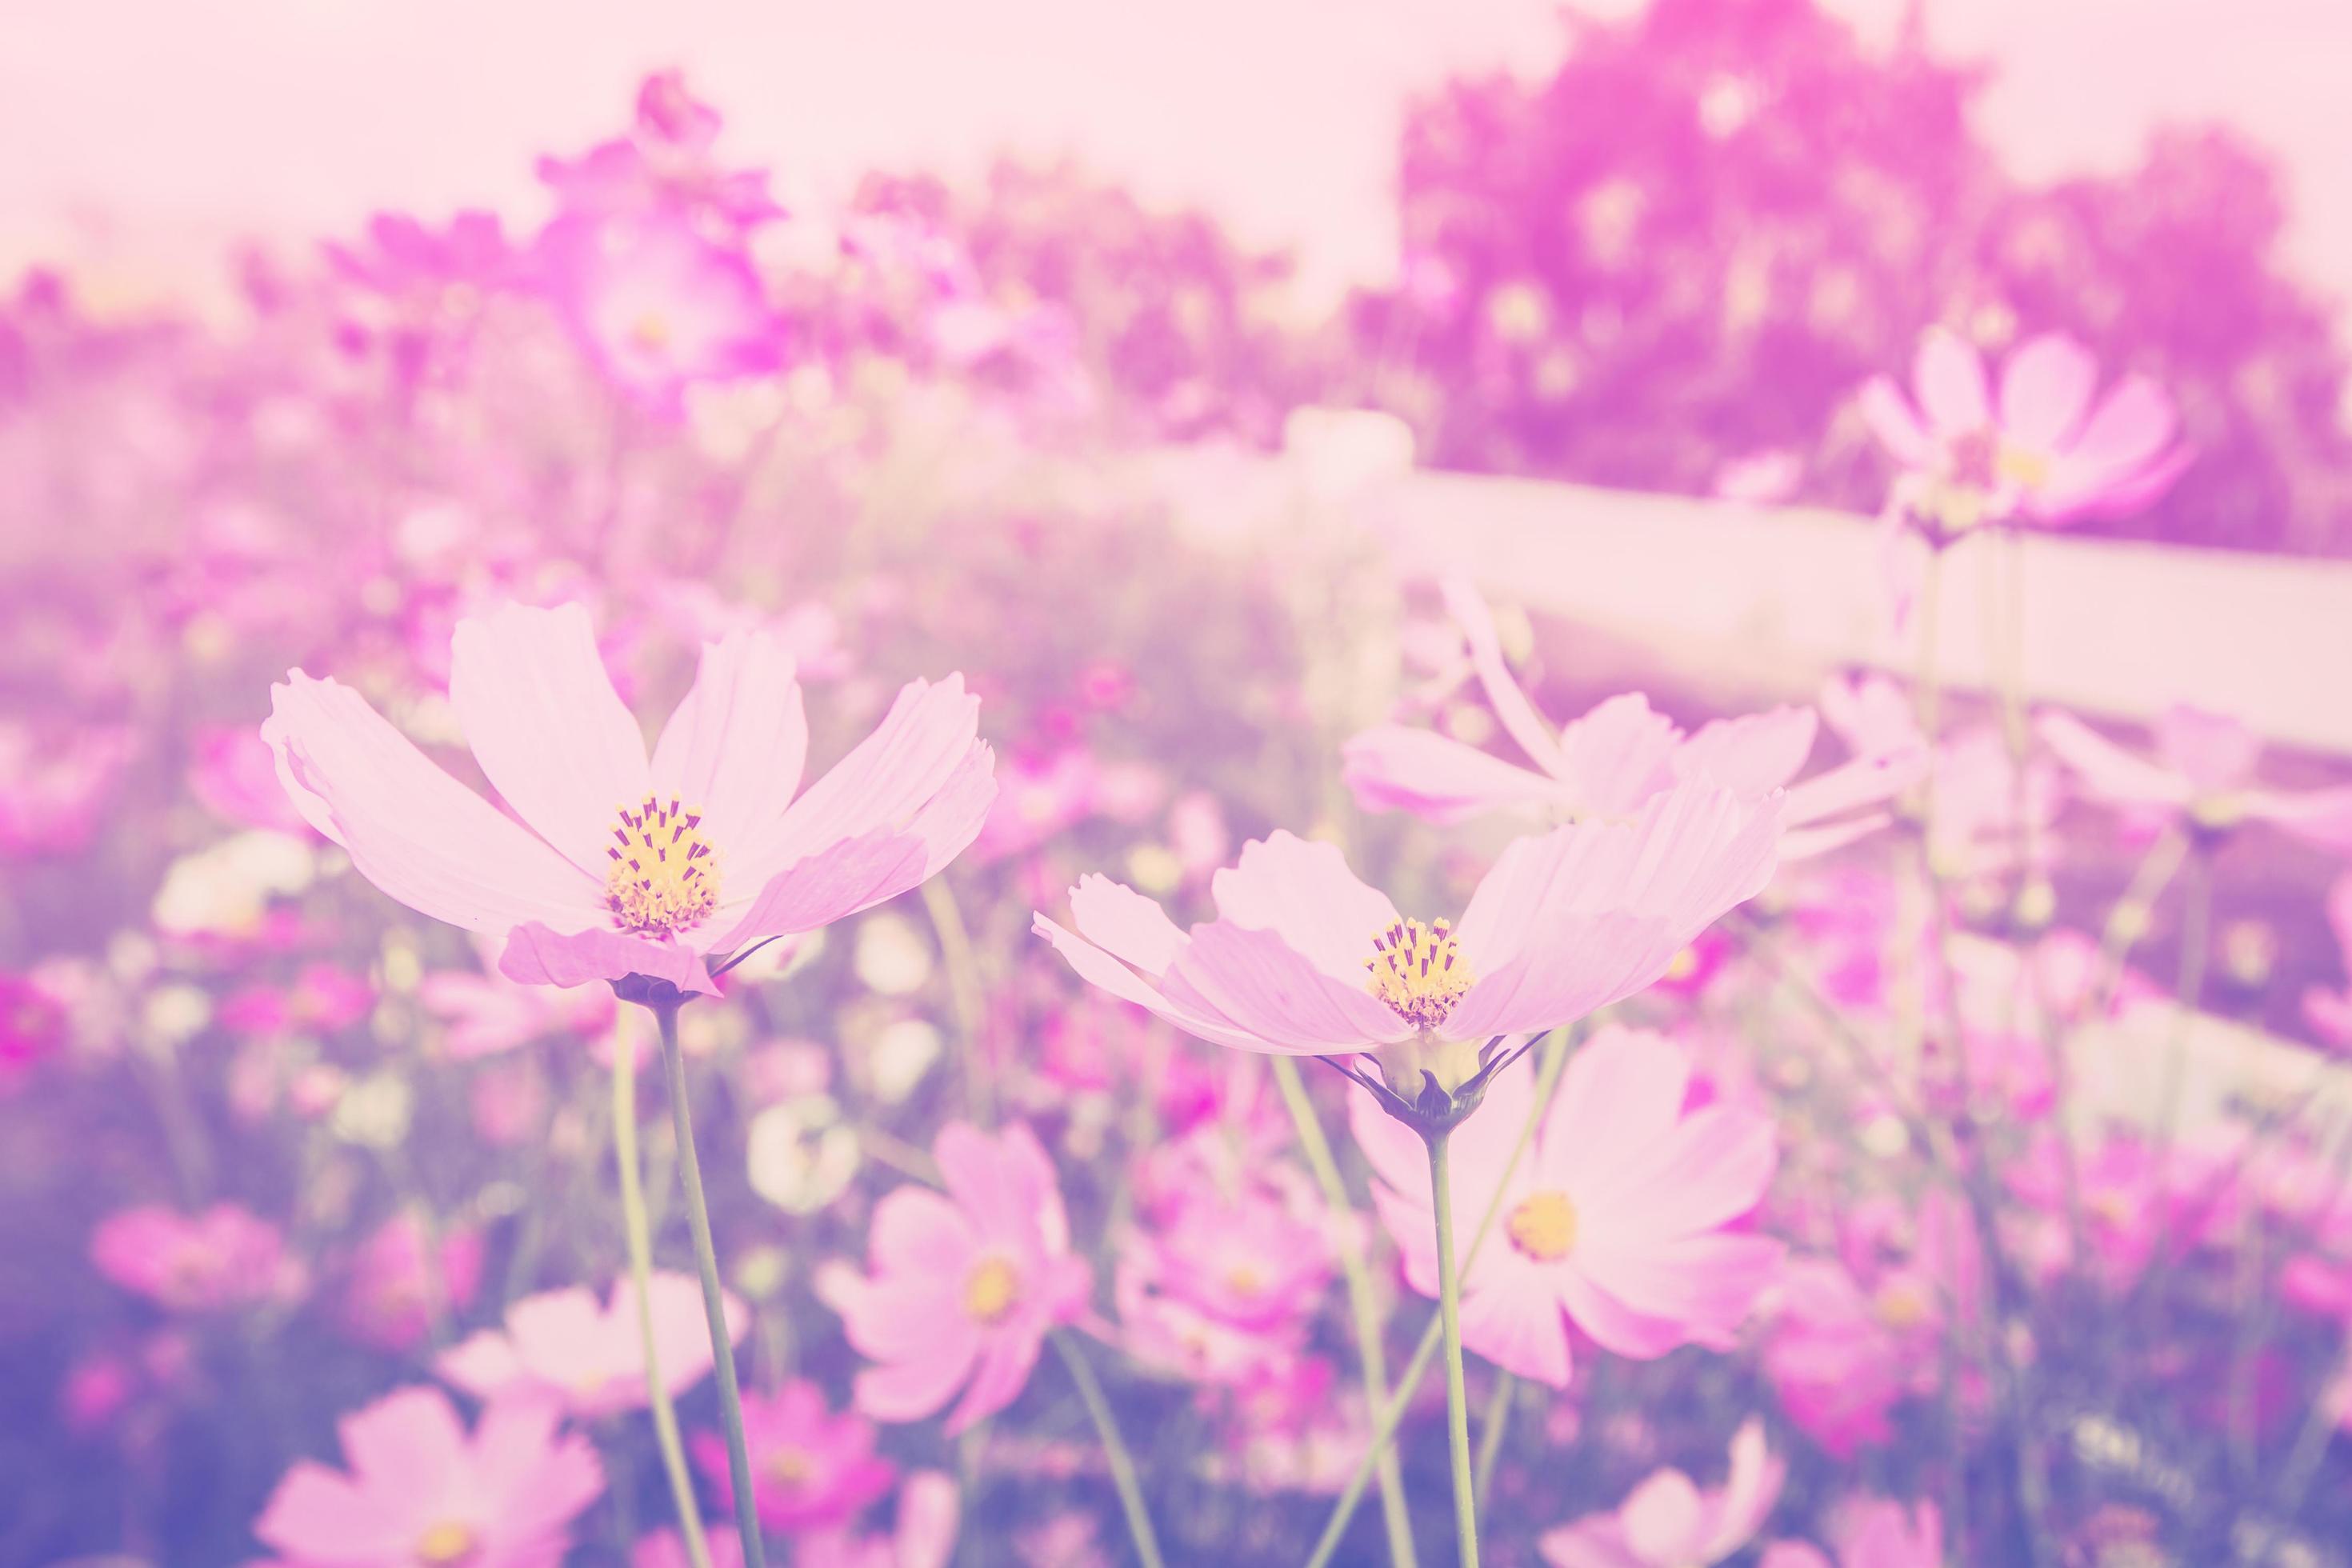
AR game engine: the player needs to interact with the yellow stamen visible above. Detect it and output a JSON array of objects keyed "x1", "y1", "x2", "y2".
[
  {"x1": 1996, "y1": 441, "x2": 2053, "y2": 492},
  {"x1": 1505, "y1": 1190, "x2": 1578, "y2": 1261},
  {"x1": 629, "y1": 311, "x2": 672, "y2": 351},
  {"x1": 766, "y1": 1446, "x2": 814, "y2": 1488},
  {"x1": 416, "y1": 1521, "x2": 478, "y2": 1564},
  {"x1": 1875, "y1": 1282, "x2": 1930, "y2": 1329},
  {"x1": 1364, "y1": 917, "x2": 1474, "y2": 1030},
  {"x1": 1225, "y1": 1265, "x2": 1265, "y2": 1298},
  {"x1": 603, "y1": 795, "x2": 722, "y2": 937},
  {"x1": 963, "y1": 1256, "x2": 1020, "y2": 1324}
]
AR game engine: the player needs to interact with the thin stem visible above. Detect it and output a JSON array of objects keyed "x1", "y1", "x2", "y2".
[
  {"x1": 1051, "y1": 1330, "x2": 1166, "y2": 1568},
  {"x1": 654, "y1": 1002, "x2": 767, "y2": 1568},
  {"x1": 921, "y1": 876, "x2": 993, "y2": 1124},
  {"x1": 1303, "y1": 1032, "x2": 1572, "y2": 1568},
  {"x1": 1270, "y1": 1055, "x2": 1418, "y2": 1568},
  {"x1": 612, "y1": 1016, "x2": 714, "y2": 1568},
  {"x1": 1426, "y1": 1132, "x2": 1480, "y2": 1568},
  {"x1": 1472, "y1": 1370, "x2": 1514, "y2": 1526}
]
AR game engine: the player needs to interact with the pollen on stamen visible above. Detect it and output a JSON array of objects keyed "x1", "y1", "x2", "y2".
[
  {"x1": 603, "y1": 794, "x2": 722, "y2": 938},
  {"x1": 1364, "y1": 915, "x2": 1474, "y2": 1030}
]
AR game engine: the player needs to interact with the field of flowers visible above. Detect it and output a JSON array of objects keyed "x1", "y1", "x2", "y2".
[{"x1": 7, "y1": 21, "x2": 2352, "y2": 1568}]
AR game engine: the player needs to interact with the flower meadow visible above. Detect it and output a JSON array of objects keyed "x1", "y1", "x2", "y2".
[{"x1": 9, "y1": 16, "x2": 2352, "y2": 1568}]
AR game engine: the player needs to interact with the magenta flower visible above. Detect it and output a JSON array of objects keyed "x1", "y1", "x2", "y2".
[
  {"x1": 538, "y1": 213, "x2": 782, "y2": 410},
  {"x1": 816, "y1": 1122, "x2": 1093, "y2": 1435},
  {"x1": 264, "y1": 602, "x2": 994, "y2": 998},
  {"x1": 1114, "y1": 1178, "x2": 1332, "y2": 1386},
  {"x1": 1538, "y1": 1418, "x2": 1785, "y2": 1568},
  {"x1": 1349, "y1": 1029, "x2": 1782, "y2": 1386},
  {"x1": 0, "y1": 969, "x2": 66, "y2": 1096},
  {"x1": 1758, "y1": 1259, "x2": 1910, "y2": 1458},
  {"x1": 253, "y1": 1386, "x2": 603, "y2": 1568},
  {"x1": 1860, "y1": 327, "x2": 2189, "y2": 534},
  {"x1": 90, "y1": 1203, "x2": 306, "y2": 1314},
  {"x1": 438, "y1": 1272, "x2": 747, "y2": 1420},
  {"x1": 1034, "y1": 776, "x2": 1779, "y2": 1122},
  {"x1": 690, "y1": 1380, "x2": 897, "y2": 1534},
  {"x1": 335, "y1": 1214, "x2": 485, "y2": 1354},
  {"x1": 1342, "y1": 581, "x2": 1906, "y2": 860},
  {"x1": 798, "y1": 1471, "x2": 962, "y2": 1568},
  {"x1": 2038, "y1": 704, "x2": 2352, "y2": 848}
]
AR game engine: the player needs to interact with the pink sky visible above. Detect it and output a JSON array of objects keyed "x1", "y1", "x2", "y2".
[{"x1": 3, "y1": 0, "x2": 2348, "y2": 314}]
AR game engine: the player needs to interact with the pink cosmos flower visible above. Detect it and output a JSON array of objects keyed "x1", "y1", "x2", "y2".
[
  {"x1": 1114, "y1": 1178, "x2": 1332, "y2": 1386},
  {"x1": 336, "y1": 1214, "x2": 486, "y2": 1354},
  {"x1": 538, "y1": 213, "x2": 782, "y2": 410},
  {"x1": 817, "y1": 1122, "x2": 1093, "y2": 1435},
  {"x1": 0, "y1": 969, "x2": 66, "y2": 1096},
  {"x1": 1758, "y1": 1258, "x2": 1910, "y2": 1458},
  {"x1": 253, "y1": 1386, "x2": 603, "y2": 1568},
  {"x1": 2038, "y1": 704, "x2": 2352, "y2": 849},
  {"x1": 1349, "y1": 1028, "x2": 1782, "y2": 1387},
  {"x1": 798, "y1": 1471, "x2": 962, "y2": 1568},
  {"x1": 0, "y1": 717, "x2": 134, "y2": 857},
  {"x1": 1760, "y1": 1496, "x2": 1942, "y2": 1568},
  {"x1": 690, "y1": 1380, "x2": 897, "y2": 1534},
  {"x1": 1034, "y1": 776, "x2": 1781, "y2": 1120},
  {"x1": 1860, "y1": 327, "x2": 2188, "y2": 534},
  {"x1": 90, "y1": 1203, "x2": 306, "y2": 1314},
  {"x1": 217, "y1": 962, "x2": 376, "y2": 1040},
  {"x1": 2302, "y1": 872, "x2": 2352, "y2": 1053},
  {"x1": 1342, "y1": 581, "x2": 1907, "y2": 860},
  {"x1": 438, "y1": 1272, "x2": 747, "y2": 1420},
  {"x1": 263, "y1": 601, "x2": 994, "y2": 998},
  {"x1": 1538, "y1": 1418, "x2": 1785, "y2": 1568}
]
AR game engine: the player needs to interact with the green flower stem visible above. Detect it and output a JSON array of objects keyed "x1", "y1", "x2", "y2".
[
  {"x1": 1426, "y1": 1131, "x2": 1480, "y2": 1568},
  {"x1": 1270, "y1": 1055, "x2": 1418, "y2": 1568},
  {"x1": 1302, "y1": 1031, "x2": 1571, "y2": 1568},
  {"x1": 1472, "y1": 1370, "x2": 1514, "y2": 1526},
  {"x1": 1051, "y1": 1330, "x2": 1166, "y2": 1568},
  {"x1": 654, "y1": 1002, "x2": 767, "y2": 1568},
  {"x1": 611, "y1": 1015, "x2": 714, "y2": 1568}
]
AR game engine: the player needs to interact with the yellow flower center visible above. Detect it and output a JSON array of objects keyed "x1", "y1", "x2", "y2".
[
  {"x1": 1875, "y1": 1282, "x2": 1930, "y2": 1329},
  {"x1": 629, "y1": 311, "x2": 672, "y2": 351},
  {"x1": 1662, "y1": 944, "x2": 1698, "y2": 982},
  {"x1": 604, "y1": 796, "x2": 722, "y2": 938},
  {"x1": 415, "y1": 1520, "x2": 478, "y2": 1564},
  {"x1": 1505, "y1": 1190, "x2": 1578, "y2": 1261},
  {"x1": 766, "y1": 1446, "x2": 814, "y2": 1488},
  {"x1": 1365, "y1": 917, "x2": 1474, "y2": 1030},
  {"x1": 1996, "y1": 440, "x2": 2053, "y2": 493},
  {"x1": 1225, "y1": 1264, "x2": 1265, "y2": 1298},
  {"x1": 963, "y1": 1256, "x2": 1021, "y2": 1324}
]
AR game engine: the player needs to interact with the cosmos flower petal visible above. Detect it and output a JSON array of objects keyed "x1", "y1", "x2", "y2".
[
  {"x1": 1458, "y1": 1269, "x2": 1574, "y2": 1389},
  {"x1": 263, "y1": 672, "x2": 606, "y2": 934},
  {"x1": 1536, "y1": 1026, "x2": 1694, "y2": 1198},
  {"x1": 1030, "y1": 914, "x2": 1283, "y2": 1053},
  {"x1": 649, "y1": 627, "x2": 808, "y2": 859},
  {"x1": 1676, "y1": 706, "x2": 1818, "y2": 798},
  {"x1": 854, "y1": 1340, "x2": 983, "y2": 1426},
  {"x1": 1068, "y1": 874, "x2": 1189, "y2": 976},
  {"x1": 1913, "y1": 327, "x2": 1990, "y2": 438},
  {"x1": 1442, "y1": 575, "x2": 1572, "y2": 780},
  {"x1": 1857, "y1": 374, "x2": 1935, "y2": 467},
  {"x1": 711, "y1": 830, "x2": 929, "y2": 952},
  {"x1": 1341, "y1": 722, "x2": 1566, "y2": 824},
  {"x1": 2034, "y1": 710, "x2": 2190, "y2": 809},
  {"x1": 1210, "y1": 830, "x2": 1401, "y2": 982},
  {"x1": 498, "y1": 922, "x2": 717, "y2": 994},
  {"x1": 252, "y1": 1459, "x2": 423, "y2": 1558},
  {"x1": 337, "y1": 1385, "x2": 470, "y2": 1496},
  {"x1": 1997, "y1": 334, "x2": 2099, "y2": 451},
  {"x1": 2250, "y1": 784, "x2": 2352, "y2": 850},
  {"x1": 944, "y1": 1326, "x2": 1044, "y2": 1435},
  {"x1": 450, "y1": 601, "x2": 653, "y2": 874},
  {"x1": 1554, "y1": 693, "x2": 1684, "y2": 814},
  {"x1": 1165, "y1": 919, "x2": 1410, "y2": 1050}
]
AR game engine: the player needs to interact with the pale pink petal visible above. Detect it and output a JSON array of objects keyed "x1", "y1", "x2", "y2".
[
  {"x1": 1069, "y1": 874, "x2": 1187, "y2": 976},
  {"x1": 1702, "y1": 1419, "x2": 1786, "y2": 1559},
  {"x1": 905, "y1": 741, "x2": 998, "y2": 877},
  {"x1": 2034, "y1": 711, "x2": 2187, "y2": 810},
  {"x1": 870, "y1": 1186, "x2": 983, "y2": 1285},
  {"x1": 1209, "y1": 831, "x2": 1401, "y2": 982},
  {"x1": 852, "y1": 1330, "x2": 982, "y2": 1425},
  {"x1": 897, "y1": 1470, "x2": 962, "y2": 1568},
  {"x1": 2033, "y1": 376, "x2": 2186, "y2": 521},
  {"x1": 1856, "y1": 375, "x2": 1934, "y2": 469},
  {"x1": 2248, "y1": 785, "x2": 2352, "y2": 851},
  {"x1": 498, "y1": 922, "x2": 715, "y2": 994},
  {"x1": 1163, "y1": 919, "x2": 1410, "y2": 1052},
  {"x1": 934, "y1": 1122, "x2": 1059, "y2": 1255},
  {"x1": 1030, "y1": 914, "x2": 1282, "y2": 1054},
  {"x1": 1585, "y1": 1103, "x2": 1777, "y2": 1237},
  {"x1": 1442, "y1": 575, "x2": 1570, "y2": 779},
  {"x1": 735, "y1": 675, "x2": 979, "y2": 887},
  {"x1": 1538, "y1": 1027, "x2": 1692, "y2": 1198},
  {"x1": 450, "y1": 602, "x2": 651, "y2": 873},
  {"x1": 1458, "y1": 1268, "x2": 1574, "y2": 1389},
  {"x1": 1996, "y1": 334, "x2": 2098, "y2": 452},
  {"x1": 2302, "y1": 986, "x2": 2352, "y2": 1050},
  {"x1": 1572, "y1": 1231, "x2": 1784, "y2": 1350},
  {"x1": 1554, "y1": 693, "x2": 1683, "y2": 817},
  {"x1": 944, "y1": 1327, "x2": 1044, "y2": 1435},
  {"x1": 471, "y1": 1401, "x2": 606, "y2": 1546},
  {"x1": 1555, "y1": 1266, "x2": 1698, "y2": 1359},
  {"x1": 1342, "y1": 723, "x2": 1566, "y2": 824},
  {"x1": 1538, "y1": 1518, "x2": 1643, "y2": 1568},
  {"x1": 1677, "y1": 706, "x2": 1818, "y2": 798},
  {"x1": 1446, "y1": 782, "x2": 1780, "y2": 1039},
  {"x1": 2154, "y1": 706, "x2": 2259, "y2": 797},
  {"x1": 1757, "y1": 1545, "x2": 1834, "y2": 1568},
  {"x1": 337, "y1": 1385, "x2": 467, "y2": 1498},
  {"x1": 710, "y1": 830, "x2": 926, "y2": 951},
  {"x1": 1913, "y1": 328, "x2": 1990, "y2": 440},
  {"x1": 1618, "y1": 1468, "x2": 1706, "y2": 1565},
  {"x1": 252, "y1": 1459, "x2": 422, "y2": 1559},
  {"x1": 649, "y1": 627, "x2": 808, "y2": 861},
  {"x1": 437, "y1": 1329, "x2": 528, "y2": 1404},
  {"x1": 1784, "y1": 751, "x2": 1922, "y2": 830},
  {"x1": 264, "y1": 673, "x2": 605, "y2": 934}
]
